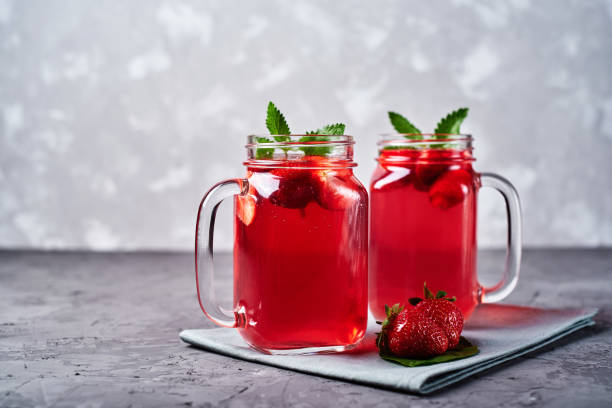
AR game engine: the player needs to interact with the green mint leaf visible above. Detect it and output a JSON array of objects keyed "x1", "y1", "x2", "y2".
[
  {"x1": 255, "y1": 136, "x2": 274, "y2": 159},
  {"x1": 379, "y1": 337, "x2": 479, "y2": 367},
  {"x1": 388, "y1": 111, "x2": 421, "y2": 136},
  {"x1": 265, "y1": 101, "x2": 291, "y2": 140},
  {"x1": 382, "y1": 145, "x2": 416, "y2": 151},
  {"x1": 306, "y1": 123, "x2": 345, "y2": 136},
  {"x1": 434, "y1": 107, "x2": 469, "y2": 137},
  {"x1": 298, "y1": 135, "x2": 332, "y2": 156},
  {"x1": 300, "y1": 123, "x2": 345, "y2": 156},
  {"x1": 257, "y1": 101, "x2": 290, "y2": 158}
]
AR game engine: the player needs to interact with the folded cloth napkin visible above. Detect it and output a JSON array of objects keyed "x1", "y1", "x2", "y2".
[{"x1": 180, "y1": 304, "x2": 597, "y2": 394}]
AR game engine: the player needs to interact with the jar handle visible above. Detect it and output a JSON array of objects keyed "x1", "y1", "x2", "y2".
[
  {"x1": 479, "y1": 173, "x2": 523, "y2": 303},
  {"x1": 195, "y1": 178, "x2": 248, "y2": 327}
]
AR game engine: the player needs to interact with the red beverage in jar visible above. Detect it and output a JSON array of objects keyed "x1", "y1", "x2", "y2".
[
  {"x1": 234, "y1": 158, "x2": 368, "y2": 351},
  {"x1": 369, "y1": 146, "x2": 480, "y2": 320}
]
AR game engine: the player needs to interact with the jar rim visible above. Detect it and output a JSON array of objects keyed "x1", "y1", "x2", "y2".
[
  {"x1": 377, "y1": 134, "x2": 472, "y2": 146},
  {"x1": 245, "y1": 135, "x2": 356, "y2": 168},
  {"x1": 247, "y1": 134, "x2": 354, "y2": 148}
]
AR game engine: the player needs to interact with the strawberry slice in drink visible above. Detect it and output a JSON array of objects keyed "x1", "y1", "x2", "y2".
[
  {"x1": 312, "y1": 169, "x2": 359, "y2": 211},
  {"x1": 237, "y1": 195, "x2": 256, "y2": 226},
  {"x1": 413, "y1": 150, "x2": 450, "y2": 191},
  {"x1": 428, "y1": 169, "x2": 472, "y2": 210},
  {"x1": 236, "y1": 187, "x2": 257, "y2": 226},
  {"x1": 269, "y1": 168, "x2": 315, "y2": 209}
]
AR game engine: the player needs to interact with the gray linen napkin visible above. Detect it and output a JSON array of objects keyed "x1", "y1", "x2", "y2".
[{"x1": 180, "y1": 304, "x2": 597, "y2": 394}]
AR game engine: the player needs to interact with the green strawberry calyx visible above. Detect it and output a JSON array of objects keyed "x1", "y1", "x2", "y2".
[
  {"x1": 408, "y1": 282, "x2": 457, "y2": 306},
  {"x1": 375, "y1": 303, "x2": 403, "y2": 352}
]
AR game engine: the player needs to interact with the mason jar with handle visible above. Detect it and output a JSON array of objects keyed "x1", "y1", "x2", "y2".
[
  {"x1": 369, "y1": 134, "x2": 522, "y2": 320},
  {"x1": 195, "y1": 135, "x2": 368, "y2": 354}
]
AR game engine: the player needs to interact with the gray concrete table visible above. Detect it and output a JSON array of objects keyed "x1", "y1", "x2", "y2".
[{"x1": 0, "y1": 249, "x2": 610, "y2": 407}]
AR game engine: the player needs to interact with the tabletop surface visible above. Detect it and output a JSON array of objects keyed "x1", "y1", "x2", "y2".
[{"x1": 0, "y1": 249, "x2": 610, "y2": 407}]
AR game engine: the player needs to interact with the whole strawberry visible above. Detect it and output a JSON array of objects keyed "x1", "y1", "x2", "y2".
[
  {"x1": 389, "y1": 308, "x2": 449, "y2": 358},
  {"x1": 376, "y1": 304, "x2": 449, "y2": 358},
  {"x1": 409, "y1": 283, "x2": 464, "y2": 349}
]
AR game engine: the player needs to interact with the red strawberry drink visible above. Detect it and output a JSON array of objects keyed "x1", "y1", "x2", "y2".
[
  {"x1": 370, "y1": 137, "x2": 479, "y2": 320},
  {"x1": 196, "y1": 135, "x2": 368, "y2": 353},
  {"x1": 370, "y1": 133, "x2": 522, "y2": 322}
]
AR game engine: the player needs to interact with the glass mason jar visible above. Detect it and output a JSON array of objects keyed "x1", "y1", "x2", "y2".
[
  {"x1": 195, "y1": 135, "x2": 368, "y2": 354},
  {"x1": 369, "y1": 135, "x2": 522, "y2": 321}
]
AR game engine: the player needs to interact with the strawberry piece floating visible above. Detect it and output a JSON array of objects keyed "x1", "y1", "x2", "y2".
[
  {"x1": 236, "y1": 194, "x2": 256, "y2": 226},
  {"x1": 413, "y1": 150, "x2": 449, "y2": 191},
  {"x1": 428, "y1": 169, "x2": 472, "y2": 210},
  {"x1": 269, "y1": 168, "x2": 316, "y2": 209},
  {"x1": 312, "y1": 169, "x2": 359, "y2": 211}
]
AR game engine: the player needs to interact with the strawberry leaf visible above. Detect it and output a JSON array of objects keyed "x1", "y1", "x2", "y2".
[
  {"x1": 435, "y1": 290, "x2": 447, "y2": 299},
  {"x1": 379, "y1": 337, "x2": 478, "y2": 367},
  {"x1": 424, "y1": 283, "x2": 435, "y2": 299},
  {"x1": 388, "y1": 111, "x2": 421, "y2": 136},
  {"x1": 408, "y1": 297, "x2": 422, "y2": 306},
  {"x1": 434, "y1": 107, "x2": 469, "y2": 137}
]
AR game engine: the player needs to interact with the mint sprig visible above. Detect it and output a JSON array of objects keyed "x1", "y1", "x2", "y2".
[
  {"x1": 434, "y1": 107, "x2": 469, "y2": 136},
  {"x1": 386, "y1": 107, "x2": 469, "y2": 149},
  {"x1": 388, "y1": 112, "x2": 421, "y2": 136},
  {"x1": 256, "y1": 102, "x2": 346, "y2": 159}
]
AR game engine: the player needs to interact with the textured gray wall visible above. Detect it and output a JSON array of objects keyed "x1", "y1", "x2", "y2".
[{"x1": 1, "y1": 0, "x2": 611, "y2": 251}]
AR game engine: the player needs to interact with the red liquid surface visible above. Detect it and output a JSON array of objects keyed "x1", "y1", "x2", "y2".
[
  {"x1": 369, "y1": 148, "x2": 481, "y2": 321},
  {"x1": 234, "y1": 160, "x2": 368, "y2": 350}
]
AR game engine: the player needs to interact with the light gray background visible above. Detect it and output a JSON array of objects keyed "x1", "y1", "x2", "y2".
[{"x1": 1, "y1": 0, "x2": 611, "y2": 251}]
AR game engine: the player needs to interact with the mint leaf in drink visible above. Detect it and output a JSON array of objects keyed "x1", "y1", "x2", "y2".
[
  {"x1": 434, "y1": 107, "x2": 469, "y2": 137},
  {"x1": 388, "y1": 111, "x2": 421, "y2": 136},
  {"x1": 299, "y1": 136, "x2": 331, "y2": 156},
  {"x1": 255, "y1": 136, "x2": 274, "y2": 159},
  {"x1": 379, "y1": 336, "x2": 479, "y2": 367},
  {"x1": 301, "y1": 123, "x2": 346, "y2": 156},
  {"x1": 266, "y1": 101, "x2": 290, "y2": 141}
]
